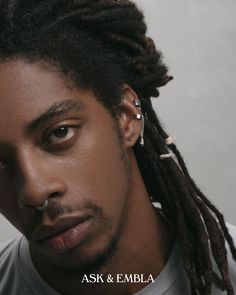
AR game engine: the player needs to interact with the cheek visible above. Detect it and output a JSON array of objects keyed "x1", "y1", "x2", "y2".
[
  {"x1": 0, "y1": 177, "x2": 34, "y2": 233},
  {"x1": 87, "y1": 143, "x2": 129, "y2": 204},
  {"x1": 60, "y1": 123, "x2": 130, "y2": 217}
]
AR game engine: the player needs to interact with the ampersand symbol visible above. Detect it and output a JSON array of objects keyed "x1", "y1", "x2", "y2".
[{"x1": 107, "y1": 274, "x2": 114, "y2": 283}]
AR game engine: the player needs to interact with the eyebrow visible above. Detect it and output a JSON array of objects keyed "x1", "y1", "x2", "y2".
[{"x1": 26, "y1": 99, "x2": 86, "y2": 133}]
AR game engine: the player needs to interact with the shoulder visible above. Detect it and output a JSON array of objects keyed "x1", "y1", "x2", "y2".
[
  {"x1": 0, "y1": 235, "x2": 23, "y2": 275},
  {"x1": 0, "y1": 235, "x2": 28, "y2": 294},
  {"x1": 0, "y1": 236, "x2": 21, "y2": 263},
  {"x1": 0, "y1": 236, "x2": 22, "y2": 277}
]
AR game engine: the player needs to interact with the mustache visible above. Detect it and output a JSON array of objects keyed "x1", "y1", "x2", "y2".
[
  {"x1": 45, "y1": 200, "x2": 102, "y2": 219},
  {"x1": 24, "y1": 200, "x2": 103, "y2": 240}
]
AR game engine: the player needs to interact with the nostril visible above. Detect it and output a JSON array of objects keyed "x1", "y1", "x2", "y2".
[{"x1": 50, "y1": 191, "x2": 64, "y2": 199}]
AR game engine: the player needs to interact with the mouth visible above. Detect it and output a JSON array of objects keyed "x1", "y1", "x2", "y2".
[{"x1": 33, "y1": 216, "x2": 94, "y2": 253}]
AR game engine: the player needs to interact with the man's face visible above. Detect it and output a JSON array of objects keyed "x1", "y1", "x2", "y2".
[{"x1": 0, "y1": 60, "x2": 131, "y2": 272}]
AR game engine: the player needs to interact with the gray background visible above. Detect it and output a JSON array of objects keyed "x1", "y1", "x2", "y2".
[{"x1": 0, "y1": 0, "x2": 236, "y2": 242}]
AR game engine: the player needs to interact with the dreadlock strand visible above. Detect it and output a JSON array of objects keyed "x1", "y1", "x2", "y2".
[
  {"x1": 142, "y1": 94, "x2": 236, "y2": 295},
  {"x1": 168, "y1": 142, "x2": 236, "y2": 261},
  {"x1": 163, "y1": 161, "x2": 215, "y2": 291},
  {"x1": 142, "y1": 123, "x2": 211, "y2": 293},
  {"x1": 196, "y1": 198, "x2": 234, "y2": 294},
  {"x1": 104, "y1": 32, "x2": 146, "y2": 55},
  {"x1": 175, "y1": 200, "x2": 204, "y2": 293},
  {"x1": 134, "y1": 135, "x2": 175, "y2": 216}
]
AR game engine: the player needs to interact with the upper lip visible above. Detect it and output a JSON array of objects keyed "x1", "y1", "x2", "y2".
[{"x1": 31, "y1": 215, "x2": 92, "y2": 242}]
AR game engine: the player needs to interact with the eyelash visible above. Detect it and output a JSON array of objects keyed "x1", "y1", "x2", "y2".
[
  {"x1": 44, "y1": 124, "x2": 81, "y2": 148},
  {"x1": 0, "y1": 124, "x2": 81, "y2": 172}
]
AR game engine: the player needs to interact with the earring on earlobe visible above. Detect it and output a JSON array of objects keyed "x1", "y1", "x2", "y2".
[
  {"x1": 133, "y1": 114, "x2": 145, "y2": 146},
  {"x1": 140, "y1": 121, "x2": 144, "y2": 146},
  {"x1": 133, "y1": 99, "x2": 144, "y2": 146}
]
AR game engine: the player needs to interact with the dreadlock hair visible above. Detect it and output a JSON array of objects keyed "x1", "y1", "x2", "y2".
[{"x1": 0, "y1": 0, "x2": 235, "y2": 294}]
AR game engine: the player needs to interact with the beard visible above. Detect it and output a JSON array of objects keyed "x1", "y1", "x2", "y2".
[
  {"x1": 61, "y1": 234, "x2": 119, "y2": 277},
  {"x1": 28, "y1": 202, "x2": 122, "y2": 277},
  {"x1": 28, "y1": 189, "x2": 129, "y2": 279}
]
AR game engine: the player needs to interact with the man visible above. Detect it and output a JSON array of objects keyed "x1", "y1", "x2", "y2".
[{"x1": 0, "y1": 0, "x2": 235, "y2": 294}]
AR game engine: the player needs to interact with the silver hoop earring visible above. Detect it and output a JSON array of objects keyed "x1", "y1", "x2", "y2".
[{"x1": 36, "y1": 200, "x2": 48, "y2": 211}]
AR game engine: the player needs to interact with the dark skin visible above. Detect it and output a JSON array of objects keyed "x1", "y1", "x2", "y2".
[{"x1": 0, "y1": 60, "x2": 174, "y2": 295}]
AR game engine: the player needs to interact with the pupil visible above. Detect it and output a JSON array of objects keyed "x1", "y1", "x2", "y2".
[{"x1": 54, "y1": 127, "x2": 68, "y2": 138}]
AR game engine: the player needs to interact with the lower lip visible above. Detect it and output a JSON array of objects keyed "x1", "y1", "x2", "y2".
[{"x1": 39, "y1": 218, "x2": 93, "y2": 253}]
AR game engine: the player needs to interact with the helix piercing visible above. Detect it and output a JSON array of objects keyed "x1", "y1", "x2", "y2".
[{"x1": 133, "y1": 99, "x2": 141, "y2": 108}]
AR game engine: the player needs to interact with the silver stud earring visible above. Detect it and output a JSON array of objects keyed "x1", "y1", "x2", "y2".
[
  {"x1": 133, "y1": 114, "x2": 143, "y2": 120},
  {"x1": 133, "y1": 99, "x2": 141, "y2": 108}
]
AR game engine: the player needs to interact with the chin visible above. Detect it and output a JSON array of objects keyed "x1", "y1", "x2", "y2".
[{"x1": 40, "y1": 234, "x2": 119, "y2": 275}]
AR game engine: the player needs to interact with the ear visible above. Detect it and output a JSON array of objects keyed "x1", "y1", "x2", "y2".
[{"x1": 117, "y1": 84, "x2": 143, "y2": 149}]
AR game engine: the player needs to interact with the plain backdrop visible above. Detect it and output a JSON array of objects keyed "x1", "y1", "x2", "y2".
[{"x1": 0, "y1": 0, "x2": 236, "y2": 242}]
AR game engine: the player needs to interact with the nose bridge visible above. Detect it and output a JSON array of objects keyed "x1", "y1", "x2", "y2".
[
  {"x1": 15, "y1": 146, "x2": 65, "y2": 209},
  {"x1": 17, "y1": 147, "x2": 40, "y2": 183}
]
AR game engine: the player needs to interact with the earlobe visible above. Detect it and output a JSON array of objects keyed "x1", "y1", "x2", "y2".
[{"x1": 118, "y1": 85, "x2": 144, "y2": 148}]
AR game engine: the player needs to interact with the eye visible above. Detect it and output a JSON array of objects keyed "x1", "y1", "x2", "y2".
[
  {"x1": 47, "y1": 126, "x2": 75, "y2": 144},
  {"x1": 50, "y1": 126, "x2": 71, "y2": 141},
  {"x1": 45, "y1": 125, "x2": 80, "y2": 147}
]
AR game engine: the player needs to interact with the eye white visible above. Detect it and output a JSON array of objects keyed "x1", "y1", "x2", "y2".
[{"x1": 48, "y1": 127, "x2": 75, "y2": 143}]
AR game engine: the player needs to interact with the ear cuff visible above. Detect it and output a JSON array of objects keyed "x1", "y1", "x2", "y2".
[
  {"x1": 132, "y1": 99, "x2": 176, "y2": 154},
  {"x1": 133, "y1": 99, "x2": 141, "y2": 108}
]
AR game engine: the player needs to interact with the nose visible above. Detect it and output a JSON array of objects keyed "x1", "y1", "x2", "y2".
[{"x1": 15, "y1": 148, "x2": 66, "y2": 210}]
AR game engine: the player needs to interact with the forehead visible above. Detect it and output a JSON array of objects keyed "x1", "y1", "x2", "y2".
[
  {"x1": 0, "y1": 60, "x2": 100, "y2": 144},
  {"x1": 0, "y1": 59, "x2": 78, "y2": 114}
]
